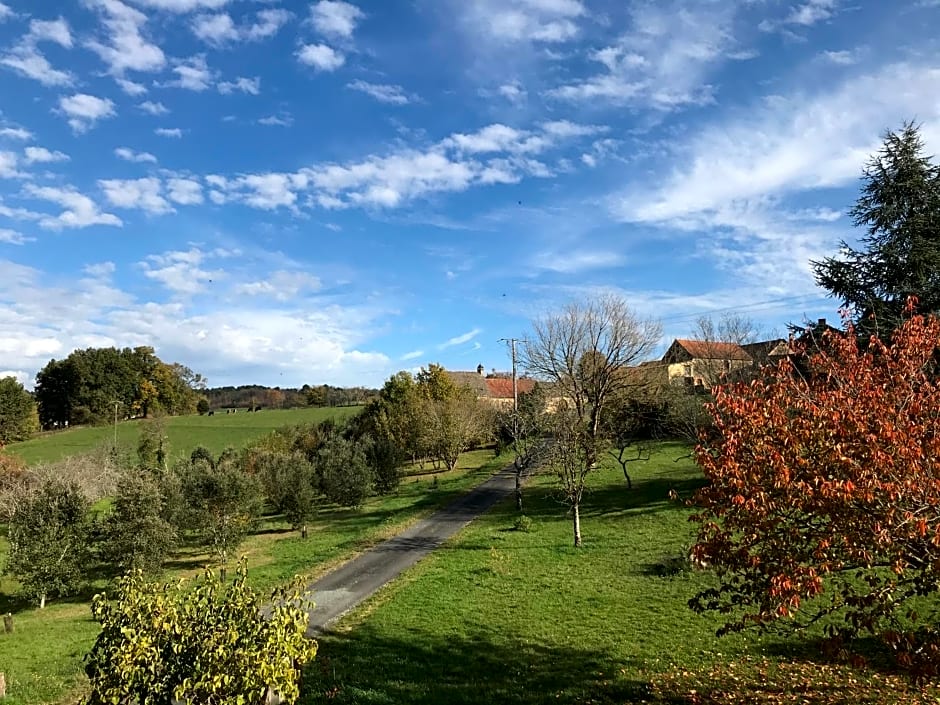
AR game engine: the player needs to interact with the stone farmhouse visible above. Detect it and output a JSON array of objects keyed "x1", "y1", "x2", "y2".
[{"x1": 446, "y1": 365, "x2": 537, "y2": 408}]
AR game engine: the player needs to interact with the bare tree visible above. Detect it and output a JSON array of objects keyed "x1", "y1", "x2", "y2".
[
  {"x1": 522, "y1": 294, "x2": 662, "y2": 546},
  {"x1": 498, "y1": 384, "x2": 547, "y2": 511}
]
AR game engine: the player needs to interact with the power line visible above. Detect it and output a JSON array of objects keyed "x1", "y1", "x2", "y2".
[{"x1": 658, "y1": 293, "x2": 832, "y2": 324}]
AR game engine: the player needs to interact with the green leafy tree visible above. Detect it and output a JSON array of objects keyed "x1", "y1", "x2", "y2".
[
  {"x1": 0, "y1": 376, "x2": 39, "y2": 443},
  {"x1": 5, "y1": 479, "x2": 91, "y2": 608},
  {"x1": 255, "y1": 450, "x2": 320, "y2": 537},
  {"x1": 318, "y1": 436, "x2": 373, "y2": 508},
  {"x1": 179, "y1": 448, "x2": 262, "y2": 577},
  {"x1": 82, "y1": 563, "x2": 317, "y2": 705},
  {"x1": 196, "y1": 397, "x2": 210, "y2": 415},
  {"x1": 137, "y1": 417, "x2": 169, "y2": 471},
  {"x1": 813, "y1": 122, "x2": 940, "y2": 339},
  {"x1": 101, "y1": 471, "x2": 177, "y2": 575}
]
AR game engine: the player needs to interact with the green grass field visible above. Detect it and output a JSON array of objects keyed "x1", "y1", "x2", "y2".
[
  {"x1": 301, "y1": 443, "x2": 940, "y2": 705},
  {"x1": 0, "y1": 448, "x2": 509, "y2": 704},
  {"x1": 5, "y1": 406, "x2": 360, "y2": 466}
]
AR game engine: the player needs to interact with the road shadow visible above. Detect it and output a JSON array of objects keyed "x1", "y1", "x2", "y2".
[{"x1": 301, "y1": 628, "x2": 655, "y2": 705}]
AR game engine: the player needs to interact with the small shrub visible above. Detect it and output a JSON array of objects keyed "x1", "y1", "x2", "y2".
[{"x1": 513, "y1": 514, "x2": 533, "y2": 533}]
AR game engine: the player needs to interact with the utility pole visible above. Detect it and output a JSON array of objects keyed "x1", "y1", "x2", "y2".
[
  {"x1": 113, "y1": 401, "x2": 120, "y2": 447},
  {"x1": 498, "y1": 338, "x2": 520, "y2": 413}
]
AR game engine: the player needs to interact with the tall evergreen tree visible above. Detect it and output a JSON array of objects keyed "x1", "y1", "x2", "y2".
[{"x1": 813, "y1": 122, "x2": 940, "y2": 339}]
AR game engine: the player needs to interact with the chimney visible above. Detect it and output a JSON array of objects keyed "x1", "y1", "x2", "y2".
[
  {"x1": 817, "y1": 318, "x2": 826, "y2": 328},
  {"x1": 476, "y1": 364, "x2": 485, "y2": 376}
]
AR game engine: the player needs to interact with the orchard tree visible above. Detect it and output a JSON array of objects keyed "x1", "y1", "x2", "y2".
[
  {"x1": 522, "y1": 294, "x2": 661, "y2": 546},
  {"x1": 179, "y1": 448, "x2": 262, "y2": 579},
  {"x1": 813, "y1": 122, "x2": 940, "y2": 340},
  {"x1": 5, "y1": 479, "x2": 91, "y2": 608},
  {"x1": 101, "y1": 471, "x2": 177, "y2": 575},
  {"x1": 318, "y1": 436, "x2": 373, "y2": 508},
  {"x1": 254, "y1": 450, "x2": 319, "y2": 538},
  {"x1": 0, "y1": 376, "x2": 38, "y2": 443},
  {"x1": 689, "y1": 304, "x2": 940, "y2": 678},
  {"x1": 498, "y1": 384, "x2": 547, "y2": 510}
]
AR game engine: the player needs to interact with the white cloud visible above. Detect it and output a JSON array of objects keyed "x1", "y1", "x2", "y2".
[
  {"x1": 27, "y1": 18, "x2": 73, "y2": 48},
  {"x1": 218, "y1": 76, "x2": 260, "y2": 95},
  {"x1": 786, "y1": 0, "x2": 839, "y2": 26},
  {"x1": 115, "y1": 146, "x2": 157, "y2": 163},
  {"x1": 234, "y1": 270, "x2": 322, "y2": 301},
  {"x1": 347, "y1": 80, "x2": 413, "y2": 105},
  {"x1": 531, "y1": 249, "x2": 624, "y2": 274},
  {"x1": 24, "y1": 146, "x2": 70, "y2": 164},
  {"x1": 296, "y1": 43, "x2": 345, "y2": 71},
  {"x1": 821, "y1": 49, "x2": 859, "y2": 65},
  {"x1": 0, "y1": 228, "x2": 31, "y2": 245},
  {"x1": 166, "y1": 54, "x2": 213, "y2": 91},
  {"x1": 85, "y1": 0, "x2": 166, "y2": 75},
  {"x1": 246, "y1": 8, "x2": 292, "y2": 39},
  {"x1": 155, "y1": 127, "x2": 183, "y2": 138},
  {"x1": 129, "y1": 0, "x2": 230, "y2": 10},
  {"x1": 0, "y1": 127, "x2": 32, "y2": 140},
  {"x1": 116, "y1": 77, "x2": 147, "y2": 95},
  {"x1": 310, "y1": 1, "x2": 364, "y2": 38},
  {"x1": 1, "y1": 47, "x2": 73, "y2": 86},
  {"x1": 191, "y1": 12, "x2": 239, "y2": 44},
  {"x1": 439, "y1": 327, "x2": 481, "y2": 349},
  {"x1": 258, "y1": 113, "x2": 293, "y2": 127},
  {"x1": 166, "y1": 177, "x2": 203, "y2": 205},
  {"x1": 616, "y1": 62, "x2": 940, "y2": 225},
  {"x1": 58, "y1": 93, "x2": 116, "y2": 132},
  {"x1": 497, "y1": 81, "x2": 527, "y2": 102},
  {"x1": 99, "y1": 177, "x2": 173, "y2": 214},
  {"x1": 400, "y1": 349, "x2": 423, "y2": 361},
  {"x1": 139, "y1": 100, "x2": 169, "y2": 115},
  {"x1": 0, "y1": 151, "x2": 21, "y2": 178},
  {"x1": 192, "y1": 8, "x2": 291, "y2": 45},
  {"x1": 460, "y1": 0, "x2": 585, "y2": 44},
  {"x1": 140, "y1": 247, "x2": 220, "y2": 295},
  {"x1": 0, "y1": 3, "x2": 12, "y2": 21},
  {"x1": 549, "y1": 0, "x2": 744, "y2": 110},
  {"x1": 24, "y1": 183, "x2": 123, "y2": 229}
]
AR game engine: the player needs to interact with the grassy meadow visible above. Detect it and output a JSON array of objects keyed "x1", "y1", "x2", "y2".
[
  {"x1": 5, "y1": 406, "x2": 360, "y2": 466},
  {"x1": 303, "y1": 442, "x2": 940, "y2": 705},
  {"x1": 0, "y1": 448, "x2": 510, "y2": 705}
]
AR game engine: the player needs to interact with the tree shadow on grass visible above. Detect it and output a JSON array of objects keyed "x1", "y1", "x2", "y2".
[{"x1": 301, "y1": 627, "x2": 657, "y2": 705}]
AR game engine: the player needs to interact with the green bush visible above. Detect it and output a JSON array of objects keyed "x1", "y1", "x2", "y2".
[
  {"x1": 513, "y1": 514, "x2": 533, "y2": 533},
  {"x1": 82, "y1": 563, "x2": 317, "y2": 705}
]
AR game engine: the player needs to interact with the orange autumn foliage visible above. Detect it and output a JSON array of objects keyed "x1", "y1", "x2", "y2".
[{"x1": 690, "y1": 305, "x2": 940, "y2": 680}]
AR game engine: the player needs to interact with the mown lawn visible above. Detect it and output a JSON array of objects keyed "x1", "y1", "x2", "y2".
[
  {"x1": 5, "y1": 406, "x2": 359, "y2": 466},
  {"x1": 303, "y1": 442, "x2": 940, "y2": 705},
  {"x1": 0, "y1": 449, "x2": 509, "y2": 705}
]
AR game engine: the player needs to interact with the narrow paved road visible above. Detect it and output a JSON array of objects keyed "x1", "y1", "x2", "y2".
[{"x1": 304, "y1": 459, "x2": 522, "y2": 635}]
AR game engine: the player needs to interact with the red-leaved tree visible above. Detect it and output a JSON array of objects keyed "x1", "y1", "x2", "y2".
[{"x1": 690, "y1": 305, "x2": 940, "y2": 679}]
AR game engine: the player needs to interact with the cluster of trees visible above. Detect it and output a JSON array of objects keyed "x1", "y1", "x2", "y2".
[
  {"x1": 34, "y1": 346, "x2": 206, "y2": 428},
  {"x1": 686, "y1": 123, "x2": 940, "y2": 679},
  {"x1": 0, "y1": 413, "x2": 395, "y2": 609},
  {"x1": 353, "y1": 364, "x2": 494, "y2": 475}
]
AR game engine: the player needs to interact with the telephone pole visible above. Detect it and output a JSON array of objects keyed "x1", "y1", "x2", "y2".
[{"x1": 113, "y1": 400, "x2": 120, "y2": 447}]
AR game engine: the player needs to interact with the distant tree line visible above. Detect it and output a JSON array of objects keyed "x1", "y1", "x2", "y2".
[
  {"x1": 34, "y1": 346, "x2": 206, "y2": 429},
  {"x1": 202, "y1": 383, "x2": 377, "y2": 411}
]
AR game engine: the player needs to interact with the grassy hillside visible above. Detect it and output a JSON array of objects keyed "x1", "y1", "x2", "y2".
[{"x1": 5, "y1": 406, "x2": 360, "y2": 466}]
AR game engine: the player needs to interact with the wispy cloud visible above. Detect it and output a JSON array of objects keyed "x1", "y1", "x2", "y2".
[
  {"x1": 347, "y1": 80, "x2": 414, "y2": 105},
  {"x1": 401, "y1": 349, "x2": 424, "y2": 361},
  {"x1": 438, "y1": 327, "x2": 482, "y2": 349}
]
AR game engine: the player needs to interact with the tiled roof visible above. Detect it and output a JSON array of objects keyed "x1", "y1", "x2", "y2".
[
  {"x1": 485, "y1": 377, "x2": 536, "y2": 399},
  {"x1": 673, "y1": 339, "x2": 751, "y2": 361}
]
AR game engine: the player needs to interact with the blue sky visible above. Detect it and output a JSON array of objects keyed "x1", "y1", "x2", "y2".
[{"x1": 0, "y1": 0, "x2": 937, "y2": 389}]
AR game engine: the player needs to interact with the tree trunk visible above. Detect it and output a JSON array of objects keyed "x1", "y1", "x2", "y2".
[
  {"x1": 39, "y1": 593, "x2": 46, "y2": 610},
  {"x1": 301, "y1": 524, "x2": 308, "y2": 539},
  {"x1": 220, "y1": 566, "x2": 227, "y2": 583},
  {"x1": 515, "y1": 471, "x2": 522, "y2": 511},
  {"x1": 572, "y1": 502, "x2": 582, "y2": 547},
  {"x1": 3, "y1": 613, "x2": 13, "y2": 633}
]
